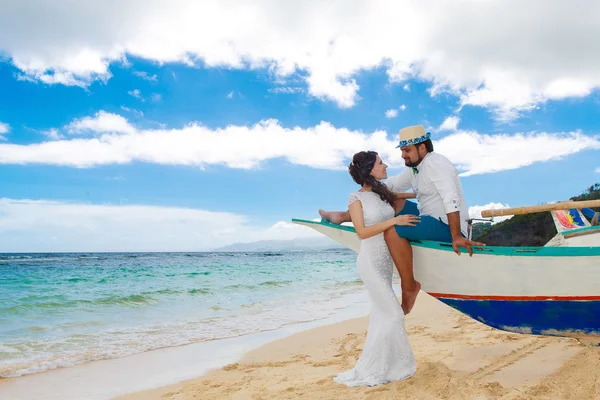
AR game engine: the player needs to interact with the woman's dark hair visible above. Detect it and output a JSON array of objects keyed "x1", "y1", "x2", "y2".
[{"x1": 348, "y1": 151, "x2": 396, "y2": 207}]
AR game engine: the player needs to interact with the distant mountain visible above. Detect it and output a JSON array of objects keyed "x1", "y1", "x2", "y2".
[{"x1": 211, "y1": 236, "x2": 346, "y2": 252}]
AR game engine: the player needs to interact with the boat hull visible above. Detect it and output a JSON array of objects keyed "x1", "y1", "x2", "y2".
[
  {"x1": 435, "y1": 296, "x2": 600, "y2": 346},
  {"x1": 292, "y1": 218, "x2": 600, "y2": 345}
]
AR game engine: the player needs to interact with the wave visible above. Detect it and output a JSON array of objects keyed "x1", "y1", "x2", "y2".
[
  {"x1": 328, "y1": 279, "x2": 364, "y2": 289},
  {"x1": 4, "y1": 293, "x2": 160, "y2": 313},
  {"x1": 185, "y1": 271, "x2": 211, "y2": 277},
  {"x1": 224, "y1": 280, "x2": 293, "y2": 290},
  {"x1": 0, "y1": 289, "x2": 369, "y2": 379},
  {"x1": 188, "y1": 288, "x2": 211, "y2": 295}
]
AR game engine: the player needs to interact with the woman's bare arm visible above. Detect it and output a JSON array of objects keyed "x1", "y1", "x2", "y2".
[{"x1": 349, "y1": 200, "x2": 419, "y2": 239}]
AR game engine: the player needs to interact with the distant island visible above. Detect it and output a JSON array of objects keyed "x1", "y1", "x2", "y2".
[{"x1": 211, "y1": 236, "x2": 345, "y2": 252}]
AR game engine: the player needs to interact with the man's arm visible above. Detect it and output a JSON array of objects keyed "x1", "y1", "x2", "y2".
[
  {"x1": 447, "y1": 211, "x2": 463, "y2": 240},
  {"x1": 448, "y1": 213, "x2": 485, "y2": 256},
  {"x1": 428, "y1": 159, "x2": 485, "y2": 256},
  {"x1": 395, "y1": 192, "x2": 416, "y2": 200},
  {"x1": 386, "y1": 169, "x2": 412, "y2": 194}
]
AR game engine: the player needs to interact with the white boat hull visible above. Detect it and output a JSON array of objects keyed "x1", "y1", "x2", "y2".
[{"x1": 292, "y1": 218, "x2": 600, "y2": 345}]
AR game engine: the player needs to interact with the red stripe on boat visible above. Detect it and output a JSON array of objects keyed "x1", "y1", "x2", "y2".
[{"x1": 427, "y1": 292, "x2": 600, "y2": 301}]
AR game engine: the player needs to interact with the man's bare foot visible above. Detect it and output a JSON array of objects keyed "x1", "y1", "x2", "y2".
[
  {"x1": 401, "y1": 281, "x2": 421, "y2": 315},
  {"x1": 318, "y1": 209, "x2": 346, "y2": 225}
]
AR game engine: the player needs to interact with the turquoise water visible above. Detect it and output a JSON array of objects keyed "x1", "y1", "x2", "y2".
[{"x1": 0, "y1": 250, "x2": 366, "y2": 378}]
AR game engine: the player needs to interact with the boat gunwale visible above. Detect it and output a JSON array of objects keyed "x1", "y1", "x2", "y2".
[{"x1": 292, "y1": 218, "x2": 600, "y2": 257}]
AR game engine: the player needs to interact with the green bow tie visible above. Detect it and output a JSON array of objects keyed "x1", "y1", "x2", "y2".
[{"x1": 412, "y1": 167, "x2": 419, "y2": 175}]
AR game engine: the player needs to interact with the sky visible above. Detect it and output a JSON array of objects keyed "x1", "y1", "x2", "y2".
[{"x1": 1, "y1": 0, "x2": 600, "y2": 252}]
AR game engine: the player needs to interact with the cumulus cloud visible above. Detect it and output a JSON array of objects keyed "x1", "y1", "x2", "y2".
[
  {"x1": 439, "y1": 116, "x2": 460, "y2": 131},
  {"x1": 468, "y1": 202, "x2": 513, "y2": 224},
  {"x1": 66, "y1": 111, "x2": 136, "y2": 135},
  {"x1": 2, "y1": 1, "x2": 600, "y2": 116},
  {"x1": 435, "y1": 130, "x2": 600, "y2": 176},
  {"x1": 0, "y1": 112, "x2": 598, "y2": 175},
  {"x1": 0, "y1": 114, "x2": 597, "y2": 173},
  {"x1": 0, "y1": 198, "x2": 322, "y2": 252},
  {"x1": 386, "y1": 105, "x2": 406, "y2": 118},
  {"x1": 385, "y1": 109, "x2": 398, "y2": 119}
]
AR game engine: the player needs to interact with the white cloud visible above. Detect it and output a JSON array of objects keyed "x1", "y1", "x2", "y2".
[
  {"x1": 468, "y1": 202, "x2": 513, "y2": 224},
  {"x1": 0, "y1": 122, "x2": 10, "y2": 140},
  {"x1": 385, "y1": 109, "x2": 398, "y2": 119},
  {"x1": 3, "y1": 1, "x2": 600, "y2": 116},
  {"x1": 66, "y1": 111, "x2": 136, "y2": 135},
  {"x1": 439, "y1": 116, "x2": 460, "y2": 131},
  {"x1": 227, "y1": 91, "x2": 234, "y2": 99},
  {"x1": 403, "y1": 84, "x2": 410, "y2": 92},
  {"x1": 120, "y1": 106, "x2": 144, "y2": 117},
  {"x1": 436, "y1": 130, "x2": 600, "y2": 176},
  {"x1": 127, "y1": 89, "x2": 160, "y2": 102},
  {"x1": 133, "y1": 70, "x2": 157, "y2": 82},
  {"x1": 596, "y1": 167, "x2": 600, "y2": 173},
  {"x1": 268, "y1": 87, "x2": 304, "y2": 94},
  {"x1": 0, "y1": 198, "x2": 321, "y2": 252},
  {"x1": 41, "y1": 128, "x2": 63, "y2": 140},
  {"x1": 128, "y1": 89, "x2": 142, "y2": 100},
  {"x1": 385, "y1": 105, "x2": 406, "y2": 118},
  {"x1": 0, "y1": 112, "x2": 599, "y2": 176}
]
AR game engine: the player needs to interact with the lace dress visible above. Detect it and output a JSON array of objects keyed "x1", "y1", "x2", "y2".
[{"x1": 334, "y1": 191, "x2": 417, "y2": 387}]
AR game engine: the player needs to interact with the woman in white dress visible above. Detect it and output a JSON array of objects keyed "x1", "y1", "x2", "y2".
[{"x1": 334, "y1": 150, "x2": 419, "y2": 387}]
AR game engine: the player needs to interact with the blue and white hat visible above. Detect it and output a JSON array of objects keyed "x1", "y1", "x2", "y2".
[{"x1": 395, "y1": 124, "x2": 431, "y2": 148}]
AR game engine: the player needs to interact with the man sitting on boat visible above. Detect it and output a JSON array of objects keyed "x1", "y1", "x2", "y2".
[{"x1": 319, "y1": 124, "x2": 484, "y2": 314}]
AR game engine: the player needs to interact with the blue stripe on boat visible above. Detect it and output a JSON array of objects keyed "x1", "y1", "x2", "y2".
[{"x1": 437, "y1": 297, "x2": 600, "y2": 339}]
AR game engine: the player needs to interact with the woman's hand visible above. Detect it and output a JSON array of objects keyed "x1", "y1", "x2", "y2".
[{"x1": 393, "y1": 214, "x2": 420, "y2": 226}]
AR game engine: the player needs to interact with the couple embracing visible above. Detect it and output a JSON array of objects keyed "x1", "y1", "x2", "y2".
[{"x1": 320, "y1": 124, "x2": 484, "y2": 387}]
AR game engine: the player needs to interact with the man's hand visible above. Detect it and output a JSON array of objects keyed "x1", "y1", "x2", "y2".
[{"x1": 452, "y1": 237, "x2": 485, "y2": 257}]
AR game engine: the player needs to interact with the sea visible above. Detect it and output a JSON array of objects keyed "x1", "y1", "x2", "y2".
[{"x1": 0, "y1": 250, "x2": 374, "y2": 382}]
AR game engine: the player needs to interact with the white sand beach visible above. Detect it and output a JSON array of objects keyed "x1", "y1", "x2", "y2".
[{"x1": 114, "y1": 293, "x2": 599, "y2": 400}]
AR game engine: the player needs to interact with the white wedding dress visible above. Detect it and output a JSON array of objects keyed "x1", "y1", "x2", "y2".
[{"x1": 334, "y1": 190, "x2": 417, "y2": 387}]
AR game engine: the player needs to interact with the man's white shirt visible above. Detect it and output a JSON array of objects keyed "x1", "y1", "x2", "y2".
[{"x1": 386, "y1": 152, "x2": 470, "y2": 236}]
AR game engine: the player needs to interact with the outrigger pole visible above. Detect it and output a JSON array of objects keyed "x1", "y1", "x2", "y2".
[{"x1": 482, "y1": 199, "x2": 600, "y2": 218}]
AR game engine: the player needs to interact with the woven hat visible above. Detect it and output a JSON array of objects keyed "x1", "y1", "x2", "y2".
[{"x1": 395, "y1": 124, "x2": 431, "y2": 148}]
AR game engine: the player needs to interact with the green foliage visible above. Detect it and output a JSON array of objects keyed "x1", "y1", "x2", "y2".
[
  {"x1": 570, "y1": 183, "x2": 600, "y2": 205},
  {"x1": 472, "y1": 183, "x2": 599, "y2": 246}
]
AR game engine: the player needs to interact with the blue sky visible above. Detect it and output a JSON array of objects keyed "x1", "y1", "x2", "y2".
[{"x1": 1, "y1": 1, "x2": 599, "y2": 251}]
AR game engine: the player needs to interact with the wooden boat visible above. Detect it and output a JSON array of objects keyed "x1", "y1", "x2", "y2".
[{"x1": 292, "y1": 200, "x2": 600, "y2": 346}]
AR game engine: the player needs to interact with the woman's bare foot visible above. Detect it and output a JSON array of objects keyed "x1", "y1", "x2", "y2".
[
  {"x1": 318, "y1": 209, "x2": 347, "y2": 225},
  {"x1": 401, "y1": 281, "x2": 421, "y2": 315}
]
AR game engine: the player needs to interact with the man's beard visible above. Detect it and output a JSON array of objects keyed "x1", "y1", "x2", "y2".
[{"x1": 404, "y1": 153, "x2": 423, "y2": 168}]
